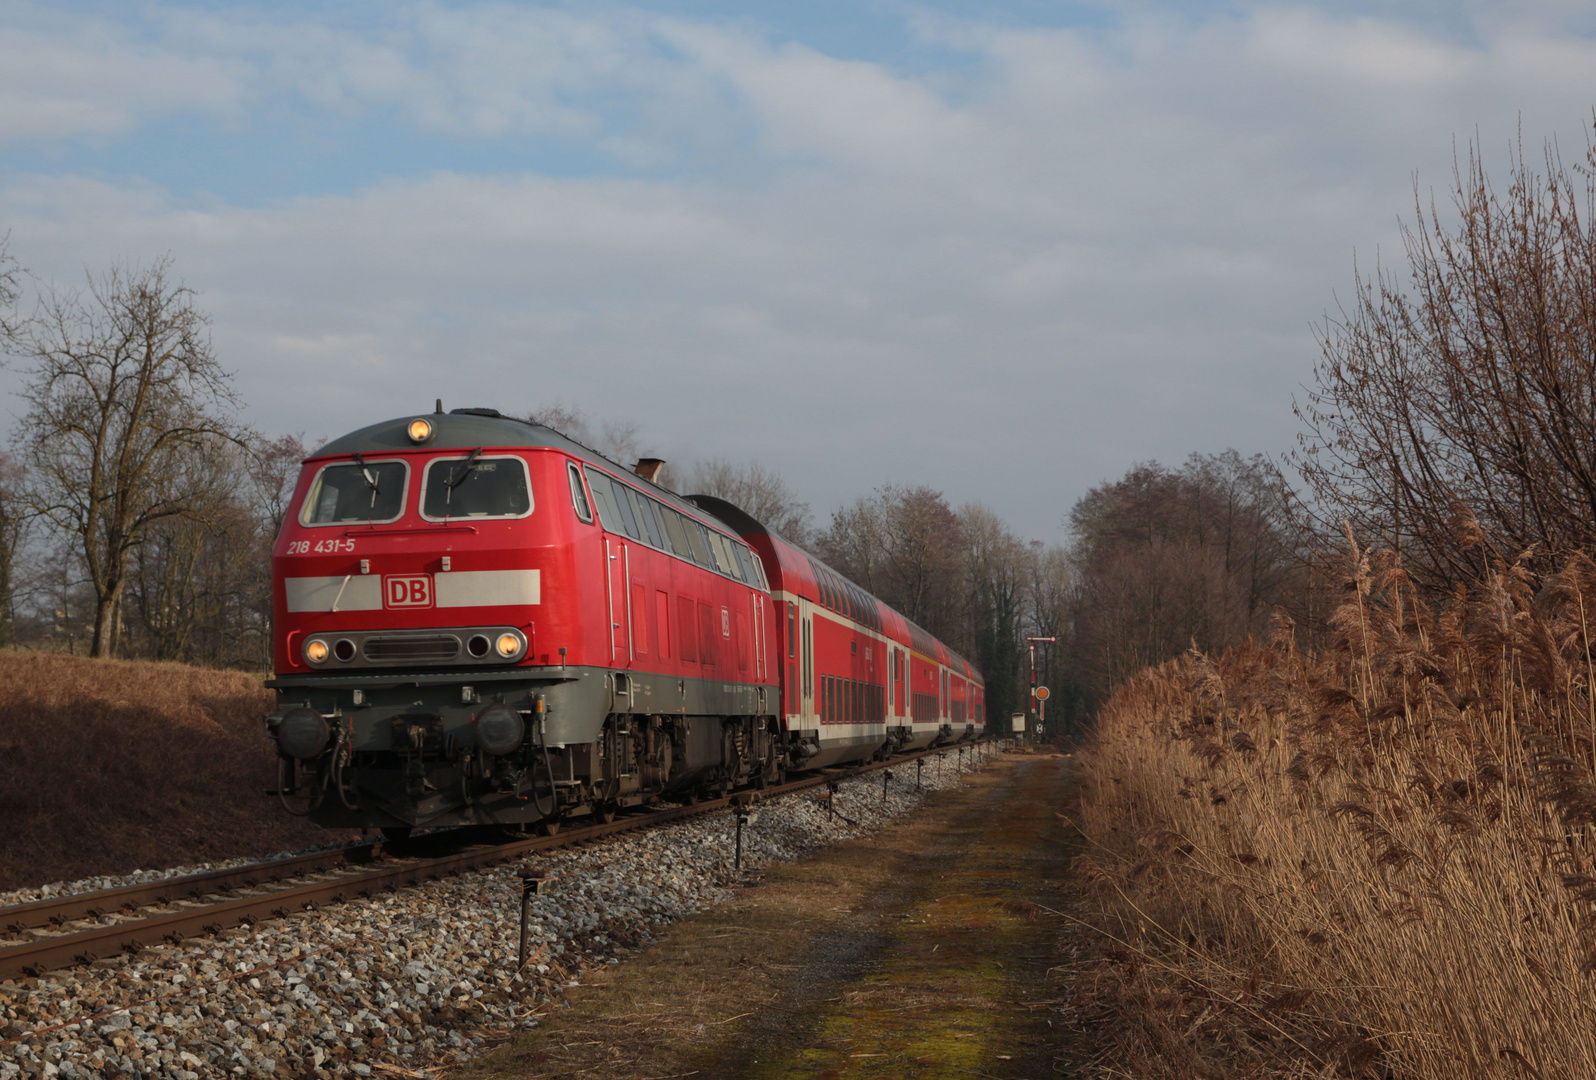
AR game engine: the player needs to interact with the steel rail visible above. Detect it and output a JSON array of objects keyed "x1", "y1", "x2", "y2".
[
  {"x1": 0, "y1": 740, "x2": 990, "y2": 980},
  {"x1": 0, "y1": 845, "x2": 384, "y2": 934}
]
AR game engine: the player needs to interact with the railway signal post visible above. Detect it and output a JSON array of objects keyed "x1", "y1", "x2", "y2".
[{"x1": 1025, "y1": 636, "x2": 1058, "y2": 740}]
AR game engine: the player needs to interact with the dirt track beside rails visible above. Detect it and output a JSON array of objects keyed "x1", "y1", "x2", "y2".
[{"x1": 470, "y1": 751, "x2": 1079, "y2": 1080}]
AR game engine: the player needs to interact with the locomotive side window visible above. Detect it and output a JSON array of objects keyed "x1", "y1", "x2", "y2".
[
  {"x1": 421, "y1": 455, "x2": 532, "y2": 520},
  {"x1": 583, "y1": 467, "x2": 622, "y2": 531},
  {"x1": 708, "y1": 531, "x2": 741, "y2": 581},
  {"x1": 659, "y1": 505, "x2": 692, "y2": 558},
  {"x1": 568, "y1": 463, "x2": 593, "y2": 524},
  {"x1": 685, "y1": 521, "x2": 713, "y2": 567},
  {"x1": 610, "y1": 482, "x2": 644, "y2": 540},
  {"x1": 300, "y1": 460, "x2": 408, "y2": 526},
  {"x1": 636, "y1": 495, "x2": 667, "y2": 549}
]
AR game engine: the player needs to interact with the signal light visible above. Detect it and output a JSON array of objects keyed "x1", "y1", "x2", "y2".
[
  {"x1": 304, "y1": 639, "x2": 329, "y2": 664},
  {"x1": 496, "y1": 632, "x2": 524, "y2": 659},
  {"x1": 407, "y1": 418, "x2": 433, "y2": 443}
]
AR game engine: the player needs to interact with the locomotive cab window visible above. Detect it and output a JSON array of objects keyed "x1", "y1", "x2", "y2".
[
  {"x1": 422, "y1": 455, "x2": 532, "y2": 520},
  {"x1": 568, "y1": 463, "x2": 593, "y2": 523},
  {"x1": 300, "y1": 459, "x2": 408, "y2": 526}
]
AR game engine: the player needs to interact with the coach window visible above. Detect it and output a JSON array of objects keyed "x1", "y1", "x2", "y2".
[
  {"x1": 567, "y1": 463, "x2": 593, "y2": 524},
  {"x1": 421, "y1": 455, "x2": 532, "y2": 520},
  {"x1": 788, "y1": 603, "x2": 796, "y2": 659},
  {"x1": 300, "y1": 459, "x2": 408, "y2": 526}
]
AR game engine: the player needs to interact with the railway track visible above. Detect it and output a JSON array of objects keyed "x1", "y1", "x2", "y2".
[{"x1": 0, "y1": 740, "x2": 994, "y2": 980}]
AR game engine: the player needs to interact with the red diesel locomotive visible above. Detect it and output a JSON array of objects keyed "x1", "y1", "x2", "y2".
[{"x1": 266, "y1": 407, "x2": 983, "y2": 834}]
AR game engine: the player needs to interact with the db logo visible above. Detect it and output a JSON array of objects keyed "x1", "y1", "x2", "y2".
[
  {"x1": 384, "y1": 575, "x2": 433, "y2": 608},
  {"x1": 721, "y1": 607, "x2": 731, "y2": 638}
]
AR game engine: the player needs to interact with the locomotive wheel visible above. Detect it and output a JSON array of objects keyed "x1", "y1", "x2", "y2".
[{"x1": 380, "y1": 826, "x2": 413, "y2": 843}]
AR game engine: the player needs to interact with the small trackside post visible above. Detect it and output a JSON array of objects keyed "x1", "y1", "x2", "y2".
[
  {"x1": 882, "y1": 769, "x2": 892, "y2": 803},
  {"x1": 917, "y1": 757, "x2": 923, "y2": 792},
  {"x1": 733, "y1": 794, "x2": 759, "y2": 871}
]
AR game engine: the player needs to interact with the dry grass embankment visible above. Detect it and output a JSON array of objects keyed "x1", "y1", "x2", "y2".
[
  {"x1": 1076, "y1": 545, "x2": 1596, "y2": 1079},
  {"x1": 0, "y1": 653, "x2": 342, "y2": 890}
]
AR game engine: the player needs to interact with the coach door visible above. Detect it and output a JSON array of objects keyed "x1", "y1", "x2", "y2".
[{"x1": 605, "y1": 538, "x2": 631, "y2": 664}]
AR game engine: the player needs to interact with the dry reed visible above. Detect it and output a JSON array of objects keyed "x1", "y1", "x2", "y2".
[{"x1": 1078, "y1": 543, "x2": 1596, "y2": 1078}]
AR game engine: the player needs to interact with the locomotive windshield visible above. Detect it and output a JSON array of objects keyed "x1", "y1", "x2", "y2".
[
  {"x1": 422, "y1": 455, "x2": 532, "y2": 519},
  {"x1": 300, "y1": 460, "x2": 407, "y2": 525}
]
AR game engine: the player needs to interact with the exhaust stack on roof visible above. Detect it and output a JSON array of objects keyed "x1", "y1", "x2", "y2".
[{"x1": 633, "y1": 458, "x2": 667, "y2": 483}]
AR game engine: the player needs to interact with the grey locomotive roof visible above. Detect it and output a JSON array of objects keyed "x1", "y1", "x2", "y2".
[{"x1": 312, "y1": 408, "x2": 730, "y2": 531}]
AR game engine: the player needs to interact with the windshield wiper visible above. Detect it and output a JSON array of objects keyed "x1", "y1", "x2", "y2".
[
  {"x1": 350, "y1": 452, "x2": 380, "y2": 495},
  {"x1": 446, "y1": 448, "x2": 484, "y2": 497}
]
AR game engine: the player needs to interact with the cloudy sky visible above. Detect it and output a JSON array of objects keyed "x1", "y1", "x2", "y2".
[{"x1": 1, "y1": 0, "x2": 1593, "y2": 541}]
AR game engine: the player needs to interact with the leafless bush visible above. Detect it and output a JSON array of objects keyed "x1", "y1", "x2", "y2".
[{"x1": 1297, "y1": 127, "x2": 1596, "y2": 589}]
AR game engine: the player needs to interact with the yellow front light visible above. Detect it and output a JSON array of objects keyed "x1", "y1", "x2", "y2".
[
  {"x1": 496, "y1": 632, "x2": 523, "y2": 658},
  {"x1": 305, "y1": 639, "x2": 329, "y2": 663},
  {"x1": 407, "y1": 418, "x2": 433, "y2": 443}
]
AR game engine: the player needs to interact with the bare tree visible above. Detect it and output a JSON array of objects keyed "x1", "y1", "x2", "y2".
[
  {"x1": 1066, "y1": 451, "x2": 1306, "y2": 705},
  {"x1": 961, "y1": 504, "x2": 1027, "y2": 728},
  {"x1": 818, "y1": 484, "x2": 967, "y2": 648},
  {"x1": 687, "y1": 458, "x2": 813, "y2": 542},
  {"x1": 0, "y1": 453, "x2": 27, "y2": 644},
  {"x1": 3, "y1": 258, "x2": 244, "y2": 657},
  {"x1": 0, "y1": 234, "x2": 19, "y2": 337},
  {"x1": 247, "y1": 433, "x2": 308, "y2": 539},
  {"x1": 1296, "y1": 129, "x2": 1596, "y2": 588}
]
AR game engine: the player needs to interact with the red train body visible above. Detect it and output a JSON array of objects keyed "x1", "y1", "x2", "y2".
[{"x1": 266, "y1": 408, "x2": 983, "y2": 832}]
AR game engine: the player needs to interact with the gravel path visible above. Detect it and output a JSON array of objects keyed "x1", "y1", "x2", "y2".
[{"x1": 0, "y1": 750, "x2": 993, "y2": 1079}]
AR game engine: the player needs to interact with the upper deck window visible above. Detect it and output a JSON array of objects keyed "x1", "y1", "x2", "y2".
[
  {"x1": 300, "y1": 459, "x2": 408, "y2": 526},
  {"x1": 421, "y1": 454, "x2": 533, "y2": 520}
]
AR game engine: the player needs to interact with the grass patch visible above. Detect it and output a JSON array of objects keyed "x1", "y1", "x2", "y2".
[{"x1": 467, "y1": 754, "x2": 1078, "y2": 1080}]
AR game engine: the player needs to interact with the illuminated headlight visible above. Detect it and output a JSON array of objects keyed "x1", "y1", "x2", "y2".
[
  {"x1": 407, "y1": 417, "x2": 433, "y2": 443},
  {"x1": 304, "y1": 638, "x2": 330, "y2": 664},
  {"x1": 495, "y1": 631, "x2": 526, "y2": 659}
]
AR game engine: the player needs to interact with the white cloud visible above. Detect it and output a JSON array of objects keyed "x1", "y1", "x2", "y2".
[{"x1": 0, "y1": 23, "x2": 239, "y2": 141}]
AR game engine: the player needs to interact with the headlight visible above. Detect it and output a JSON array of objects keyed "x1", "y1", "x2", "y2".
[
  {"x1": 495, "y1": 631, "x2": 525, "y2": 659},
  {"x1": 304, "y1": 638, "x2": 329, "y2": 664},
  {"x1": 407, "y1": 418, "x2": 433, "y2": 443}
]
